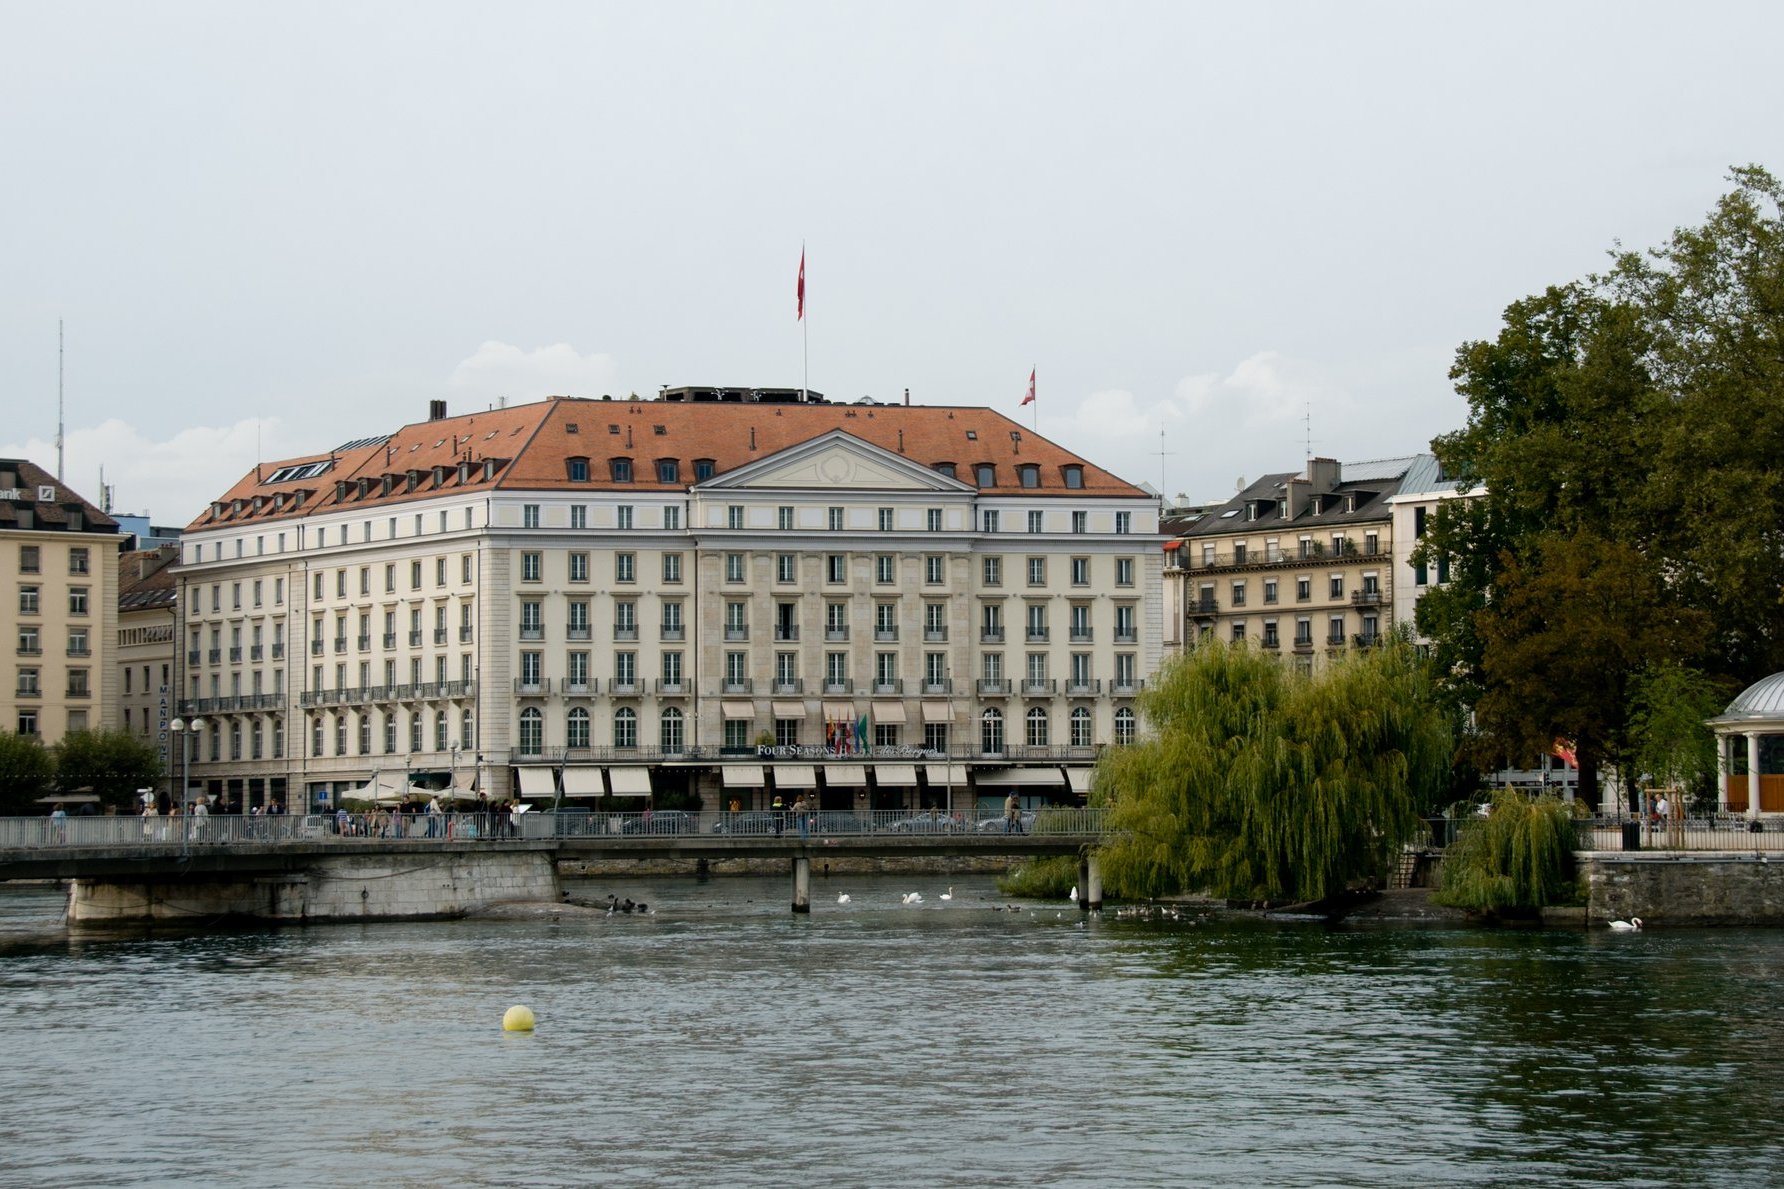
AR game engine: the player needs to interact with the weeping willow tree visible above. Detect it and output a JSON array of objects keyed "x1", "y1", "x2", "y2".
[
  {"x1": 1094, "y1": 639, "x2": 1452, "y2": 903},
  {"x1": 1433, "y1": 789, "x2": 1579, "y2": 912}
]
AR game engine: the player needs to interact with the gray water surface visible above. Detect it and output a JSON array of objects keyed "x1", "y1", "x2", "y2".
[{"x1": 3, "y1": 875, "x2": 1781, "y2": 1187}]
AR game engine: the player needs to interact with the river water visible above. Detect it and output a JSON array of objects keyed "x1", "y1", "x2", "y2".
[{"x1": 3, "y1": 873, "x2": 1782, "y2": 1187}]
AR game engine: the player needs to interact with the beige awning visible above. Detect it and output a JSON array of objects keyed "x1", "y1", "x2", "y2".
[
  {"x1": 561, "y1": 766, "x2": 605, "y2": 797},
  {"x1": 1065, "y1": 768, "x2": 1093, "y2": 794},
  {"x1": 875, "y1": 763, "x2": 919, "y2": 785},
  {"x1": 924, "y1": 763, "x2": 968, "y2": 786},
  {"x1": 823, "y1": 701, "x2": 856, "y2": 720},
  {"x1": 824, "y1": 763, "x2": 868, "y2": 785},
  {"x1": 975, "y1": 767, "x2": 1065, "y2": 787},
  {"x1": 722, "y1": 764, "x2": 766, "y2": 788},
  {"x1": 516, "y1": 767, "x2": 557, "y2": 796},
  {"x1": 774, "y1": 764, "x2": 819, "y2": 788},
  {"x1": 772, "y1": 701, "x2": 806, "y2": 719},
  {"x1": 921, "y1": 701, "x2": 953, "y2": 723},
  {"x1": 872, "y1": 701, "x2": 907, "y2": 724},
  {"x1": 721, "y1": 701, "x2": 755, "y2": 719},
  {"x1": 606, "y1": 767, "x2": 654, "y2": 796}
]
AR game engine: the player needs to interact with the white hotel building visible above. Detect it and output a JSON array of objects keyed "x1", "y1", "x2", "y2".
[{"x1": 174, "y1": 390, "x2": 1162, "y2": 814}]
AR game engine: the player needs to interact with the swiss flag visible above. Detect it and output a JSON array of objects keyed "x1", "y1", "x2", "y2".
[
  {"x1": 1020, "y1": 368, "x2": 1035, "y2": 407},
  {"x1": 797, "y1": 249, "x2": 805, "y2": 321}
]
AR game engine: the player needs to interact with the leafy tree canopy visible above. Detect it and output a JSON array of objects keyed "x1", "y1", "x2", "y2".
[
  {"x1": 1420, "y1": 166, "x2": 1784, "y2": 803},
  {"x1": 1093, "y1": 640, "x2": 1452, "y2": 904},
  {"x1": 0, "y1": 732, "x2": 56, "y2": 816},
  {"x1": 52, "y1": 729, "x2": 164, "y2": 810}
]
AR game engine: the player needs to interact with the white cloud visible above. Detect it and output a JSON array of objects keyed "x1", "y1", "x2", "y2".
[
  {"x1": 1, "y1": 417, "x2": 301, "y2": 529},
  {"x1": 447, "y1": 342, "x2": 620, "y2": 403}
]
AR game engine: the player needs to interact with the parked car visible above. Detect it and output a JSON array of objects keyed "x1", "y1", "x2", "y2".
[
  {"x1": 880, "y1": 814, "x2": 963, "y2": 834},
  {"x1": 811, "y1": 812, "x2": 875, "y2": 835},
  {"x1": 712, "y1": 811, "x2": 780, "y2": 835},
  {"x1": 621, "y1": 810, "x2": 696, "y2": 835},
  {"x1": 976, "y1": 812, "x2": 1036, "y2": 834}
]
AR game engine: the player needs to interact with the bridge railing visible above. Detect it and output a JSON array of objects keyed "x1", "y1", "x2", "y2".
[{"x1": 0, "y1": 806, "x2": 1111, "y2": 849}]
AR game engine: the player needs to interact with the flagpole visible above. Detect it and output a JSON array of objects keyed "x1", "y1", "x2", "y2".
[{"x1": 800, "y1": 241, "x2": 808, "y2": 401}]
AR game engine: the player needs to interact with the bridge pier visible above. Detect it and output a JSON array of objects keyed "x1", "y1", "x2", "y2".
[
  {"x1": 1086, "y1": 853, "x2": 1103, "y2": 912},
  {"x1": 791, "y1": 855, "x2": 811, "y2": 914}
]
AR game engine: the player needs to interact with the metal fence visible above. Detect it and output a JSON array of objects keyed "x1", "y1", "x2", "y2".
[
  {"x1": 1573, "y1": 815, "x2": 1784, "y2": 853},
  {"x1": 0, "y1": 806, "x2": 1110, "y2": 850}
]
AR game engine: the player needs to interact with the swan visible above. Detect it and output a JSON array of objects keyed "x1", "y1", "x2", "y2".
[
  {"x1": 940, "y1": 887, "x2": 953, "y2": 901},
  {"x1": 837, "y1": 893, "x2": 851, "y2": 904},
  {"x1": 902, "y1": 892, "x2": 923, "y2": 905},
  {"x1": 1609, "y1": 917, "x2": 1643, "y2": 931}
]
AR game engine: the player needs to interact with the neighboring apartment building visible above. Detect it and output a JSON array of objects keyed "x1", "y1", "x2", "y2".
[
  {"x1": 174, "y1": 391, "x2": 1162, "y2": 814},
  {"x1": 116, "y1": 545, "x2": 182, "y2": 792},
  {"x1": 0, "y1": 460, "x2": 123, "y2": 744},
  {"x1": 1167, "y1": 457, "x2": 1416, "y2": 670}
]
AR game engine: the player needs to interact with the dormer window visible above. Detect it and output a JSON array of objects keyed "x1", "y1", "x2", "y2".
[
  {"x1": 1017, "y1": 464, "x2": 1040, "y2": 489},
  {"x1": 934, "y1": 462, "x2": 957, "y2": 480},
  {"x1": 975, "y1": 463, "x2": 996, "y2": 488},
  {"x1": 566, "y1": 457, "x2": 590, "y2": 482},
  {"x1": 656, "y1": 459, "x2": 680, "y2": 483},
  {"x1": 694, "y1": 458, "x2": 716, "y2": 482},
  {"x1": 1061, "y1": 465, "x2": 1084, "y2": 489},
  {"x1": 610, "y1": 458, "x2": 633, "y2": 483}
]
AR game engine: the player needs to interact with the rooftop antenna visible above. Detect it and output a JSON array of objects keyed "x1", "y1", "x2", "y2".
[
  {"x1": 1153, "y1": 428, "x2": 1174, "y2": 495},
  {"x1": 56, "y1": 319, "x2": 65, "y2": 480},
  {"x1": 1305, "y1": 402, "x2": 1313, "y2": 463}
]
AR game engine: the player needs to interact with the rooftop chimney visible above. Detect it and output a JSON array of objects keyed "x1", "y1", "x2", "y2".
[{"x1": 429, "y1": 399, "x2": 447, "y2": 422}]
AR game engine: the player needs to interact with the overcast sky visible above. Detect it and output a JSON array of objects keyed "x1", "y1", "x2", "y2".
[{"x1": 4, "y1": 2, "x2": 1780, "y2": 522}]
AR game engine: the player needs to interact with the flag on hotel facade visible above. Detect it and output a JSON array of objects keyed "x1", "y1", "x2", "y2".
[
  {"x1": 797, "y1": 249, "x2": 805, "y2": 321},
  {"x1": 1020, "y1": 368, "x2": 1036, "y2": 406}
]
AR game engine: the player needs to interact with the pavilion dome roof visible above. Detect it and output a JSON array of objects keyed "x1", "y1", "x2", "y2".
[{"x1": 1722, "y1": 671, "x2": 1784, "y2": 719}]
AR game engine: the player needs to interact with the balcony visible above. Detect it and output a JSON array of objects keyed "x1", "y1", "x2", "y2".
[
  {"x1": 874, "y1": 627, "x2": 899, "y2": 642},
  {"x1": 1352, "y1": 632, "x2": 1385, "y2": 649},
  {"x1": 825, "y1": 628, "x2": 850, "y2": 642},
  {"x1": 1025, "y1": 628, "x2": 1049, "y2": 643},
  {"x1": 1261, "y1": 638, "x2": 1281, "y2": 650},
  {"x1": 1293, "y1": 638, "x2": 1314, "y2": 653},
  {"x1": 980, "y1": 627, "x2": 1005, "y2": 643},
  {"x1": 1351, "y1": 590, "x2": 1385, "y2": 606},
  {"x1": 774, "y1": 626, "x2": 800, "y2": 642},
  {"x1": 409, "y1": 631, "x2": 423, "y2": 646},
  {"x1": 382, "y1": 633, "x2": 396, "y2": 649},
  {"x1": 17, "y1": 645, "x2": 42, "y2": 657},
  {"x1": 250, "y1": 645, "x2": 265, "y2": 660},
  {"x1": 15, "y1": 685, "x2": 41, "y2": 699},
  {"x1": 1064, "y1": 679, "x2": 1101, "y2": 695},
  {"x1": 208, "y1": 648, "x2": 222, "y2": 663},
  {"x1": 660, "y1": 626, "x2": 685, "y2": 642},
  {"x1": 610, "y1": 680, "x2": 643, "y2": 696},
  {"x1": 613, "y1": 626, "x2": 639, "y2": 642},
  {"x1": 978, "y1": 678, "x2": 1011, "y2": 695},
  {"x1": 655, "y1": 679, "x2": 688, "y2": 696},
  {"x1": 724, "y1": 627, "x2": 749, "y2": 641},
  {"x1": 1021, "y1": 678, "x2": 1056, "y2": 695},
  {"x1": 923, "y1": 627, "x2": 949, "y2": 642},
  {"x1": 271, "y1": 643, "x2": 285, "y2": 659},
  {"x1": 772, "y1": 678, "x2": 805, "y2": 695},
  {"x1": 513, "y1": 677, "x2": 552, "y2": 695},
  {"x1": 822, "y1": 679, "x2": 854, "y2": 694},
  {"x1": 191, "y1": 649, "x2": 205, "y2": 664},
  {"x1": 563, "y1": 679, "x2": 598, "y2": 696},
  {"x1": 459, "y1": 626, "x2": 474, "y2": 643},
  {"x1": 1069, "y1": 629, "x2": 1094, "y2": 643},
  {"x1": 566, "y1": 626, "x2": 591, "y2": 641},
  {"x1": 520, "y1": 626, "x2": 545, "y2": 641},
  {"x1": 722, "y1": 678, "x2": 754, "y2": 694},
  {"x1": 357, "y1": 636, "x2": 372, "y2": 651},
  {"x1": 922, "y1": 679, "x2": 953, "y2": 695},
  {"x1": 65, "y1": 686, "x2": 91, "y2": 699},
  {"x1": 1193, "y1": 598, "x2": 1218, "y2": 616},
  {"x1": 333, "y1": 639, "x2": 347, "y2": 654},
  {"x1": 1110, "y1": 679, "x2": 1144, "y2": 696},
  {"x1": 1114, "y1": 630, "x2": 1138, "y2": 644},
  {"x1": 871, "y1": 679, "x2": 903, "y2": 695},
  {"x1": 433, "y1": 629, "x2": 448, "y2": 645}
]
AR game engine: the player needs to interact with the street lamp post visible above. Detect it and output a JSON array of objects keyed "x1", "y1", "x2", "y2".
[{"x1": 168, "y1": 716, "x2": 205, "y2": 854}]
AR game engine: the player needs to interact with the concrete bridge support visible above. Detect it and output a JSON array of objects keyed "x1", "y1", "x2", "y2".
[
  {"x1": 791, "y1": 854, "x2": 811, "y2": 914},
  {"x1": 1078, "y1": 853, "x2": 1104, "y2": 912}
]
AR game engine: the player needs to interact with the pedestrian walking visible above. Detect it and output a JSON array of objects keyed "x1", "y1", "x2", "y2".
[{"x1": 1005, "y1": 792, "x2": 1023, "y2": 835}]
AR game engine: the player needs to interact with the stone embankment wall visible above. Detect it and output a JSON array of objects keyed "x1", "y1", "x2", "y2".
[
  {"x1": 67, "y1": 851, "x2": 559, "y2": 924},
  {"x1": 560, "y1": 854, "x2": 1021, "y2": 879},
  {"x1": 1581, "y1": 853, "x2": 1784, "y2": 926}
]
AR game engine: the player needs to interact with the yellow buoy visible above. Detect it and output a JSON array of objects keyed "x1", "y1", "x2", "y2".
[{"x1": 502, "y1": 1004, "x2": 536, "y2": 1032}]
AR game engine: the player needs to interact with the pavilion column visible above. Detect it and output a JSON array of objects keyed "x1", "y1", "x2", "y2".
[
  {"x1": 1716, "y1": 733, "x2": 1730, "y2": 813},
  {"x1": 1748, "y1": 733, "x2": 1763, "y2": 822}
]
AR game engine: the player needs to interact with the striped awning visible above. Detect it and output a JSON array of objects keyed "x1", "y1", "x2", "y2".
[
  {"x1": 561, "y1": 766, "x2": 605, "y2": 797},
  {"x1": 722, "y1": 764, "x2": 766, "y2": 788},
  {"x1": 772, "y1": 701, "x2": 806, "y2": 719},
  {"x1": 606, "y1": 767, "x2": 653, "y2": 796},
  {"x1": 921, "y1": 701, "x2": 953, "y2": 723},
  {"x1": 824, "y1": 763, "x2": 867, "y2": 785},
  {"x1": 872, "y1": 701, "x2": 907, "y2": 723},
  {"x1": 721, "y1": 701, "x2": 754, "y2": 719},
  {"x1": 823, "y1": 701, "x2": 856, "y2": 720},
  {"x1": 875, "y1": 763, "x2": 919, "y2": 785},
  {"x1": 516, "y1": 767, "x2": 557, "y2": 796},
  {"x1": 774, "y1": 764, "x2": 819, "y2": 788},
  {"x1": 1065, "y1": 768, "x2": 1093, "y2": 794},
  {"x1": 924, "y1": 763, "x2": 968, "y2": 786}
]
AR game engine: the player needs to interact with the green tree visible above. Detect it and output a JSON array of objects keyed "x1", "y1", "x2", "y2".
[
  {"x1": 1433, "y1": 790, "x2": 1579, "y2": 914},
  {"x1": 52, "y1": 729, "x2": 164, "y2": 811},
  {"x1": 1094, "y1": 640, "x2": 1451, "y2": 904},
  {"x1": 1627, "y1": 661, "x2": 1728, "y2": 820},
  {"x1": 0, "y1": 731, "x2": 56, "y2": 815},
  {"x1": 1421, "y1": 167, "x2": 1784, "y2": 805}
]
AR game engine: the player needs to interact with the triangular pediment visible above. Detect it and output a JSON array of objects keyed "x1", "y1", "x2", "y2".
[{"x1": 698, "y1": 431, "x2": 974, "y2": 492}]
